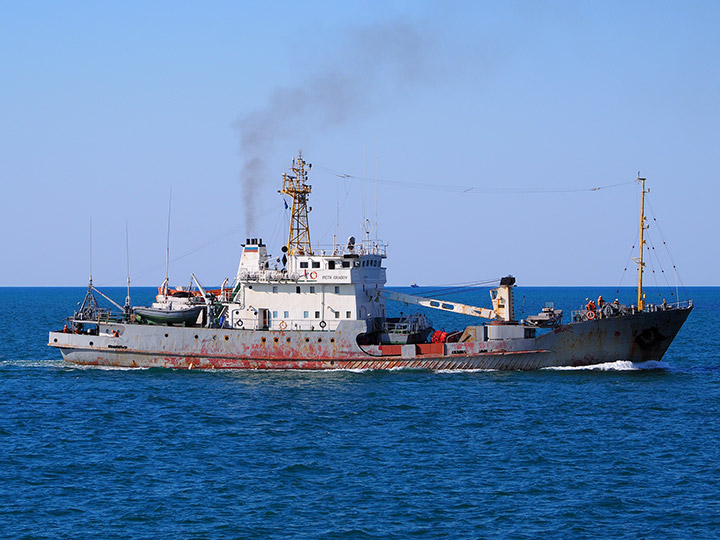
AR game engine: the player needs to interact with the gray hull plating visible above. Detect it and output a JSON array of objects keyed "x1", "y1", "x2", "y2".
[{"x1": 48, "y1": 306, "x2": 691, "y2": 371}]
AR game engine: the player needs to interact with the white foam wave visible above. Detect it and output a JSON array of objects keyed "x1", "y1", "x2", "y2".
[
  {"x1": 67, "y1": 365, "x2": 151, "y2": 371},
  {"x1": 543, "y1": 360, "x2": 670, "y2": 371},
  {"x1": 434, "y1": 368, "x2": 499, "y2": 373},
  {"x1": 0, "y1": 359, "x2": 66, "y2": 368}
]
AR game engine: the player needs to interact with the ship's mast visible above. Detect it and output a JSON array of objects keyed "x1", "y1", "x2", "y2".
[
  {"x1": 281, "y1": 152, "x2": 313, "y2": 256},
  {"x1": 636, "y1": 175, "x2": 648, "y2": 311}
]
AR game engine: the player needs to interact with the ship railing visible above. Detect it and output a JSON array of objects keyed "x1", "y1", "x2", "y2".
[
  {"x1": 384, "y1": 321, "x2": 411, "y2": 333},
  {"x1": 641, "y1": 299, "x2": 694, "y2": 311},
  {"x1": 314, "y1": 242, "x2": 388, "y2": 257},
  {"x1": 571, "y1": 299, "x2": 693, "y2": 322},
  {"x1": 72, "y1": 307, "x2": 116, "y2": 322},
  {"x1": 236, "y1": 270, "x2": 303, "y2": 282},
  {"x1": 383, "y1": 318, "x2": 429, "y2": 334}
]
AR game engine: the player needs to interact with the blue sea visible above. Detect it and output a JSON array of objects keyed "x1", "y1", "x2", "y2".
[{"x1": 1, "y1": 286, "x2": 719, "y2": 539}]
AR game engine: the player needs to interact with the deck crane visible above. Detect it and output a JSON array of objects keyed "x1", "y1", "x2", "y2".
[{"x1": 382, "y1": 276, "x2": 516, "y2": 322}]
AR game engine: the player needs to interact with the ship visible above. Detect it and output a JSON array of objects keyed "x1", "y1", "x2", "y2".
[{"x1": 48, "y1": 154, "x2": 692, "y2": 370}]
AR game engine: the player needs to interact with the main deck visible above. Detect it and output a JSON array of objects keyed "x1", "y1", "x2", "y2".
[{"x1": 49, "y1": 303, "x2": 692, "y2": 370}]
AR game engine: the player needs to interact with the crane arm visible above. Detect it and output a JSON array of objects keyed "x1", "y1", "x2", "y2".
[{"x1": 382, "y1": 290, "x2": 495, "y2": 319}]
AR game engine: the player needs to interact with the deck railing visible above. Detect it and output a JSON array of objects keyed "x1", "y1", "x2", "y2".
[{"x1": 571, "y1": 299, "x2": 693, "y2": 322}]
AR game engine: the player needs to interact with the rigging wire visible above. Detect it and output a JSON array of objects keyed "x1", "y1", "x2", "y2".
[
  {"x1": 316, "y1": 176, "x2": 355, "y2": 245},
  {"x1": 645, "y1": 212, "x2": 674, "y2": 293},
  {"x1": 615, "y1": 228, "x2": 640, "y2": 297},
  {"x1": 644, "y1": 231, "x2": 665, "y2": 299},
  {"x1": 268, "y1": 201, "x2": 287, "y2": 255},
  {"x1": 412, "y1": 278, "x2": 503, "y2": 298},
  {"x1": 646, "y1": 195, "x2": 686, "y2": 289},
  {"x1": 646, "y1": 230, "x2": 674, "y2": 299},
  {"x1": 313, "y1": 165, "x2": 636, "y2": 194},
  {"x1": 95, "y1": 204, "x2": 282, "y2": 287},
  {"x1": 615, "y1": 186, "x2": 684, "y2": 304}
]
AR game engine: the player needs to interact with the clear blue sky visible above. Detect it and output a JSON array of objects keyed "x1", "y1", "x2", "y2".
[{"x1": 1, "y1": 1, "x2": 717, "y2": 287}]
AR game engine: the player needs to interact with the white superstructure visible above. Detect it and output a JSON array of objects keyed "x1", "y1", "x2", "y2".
[{"x1": 228, "y1": 237, "x2": 387, "y2": 331}]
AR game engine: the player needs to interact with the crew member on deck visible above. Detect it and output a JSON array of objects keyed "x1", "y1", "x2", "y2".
[{"x1": 598, "y1": 295, "x2": 605, "y2": 308}]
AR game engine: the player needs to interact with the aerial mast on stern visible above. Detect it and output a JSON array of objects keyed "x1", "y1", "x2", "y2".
[
  {"x1": 635, "y1": 175, "x2": 649, "y2": 311},
  {"x1": 281, "y1": 152, "x2": 313, "y2": 256}
]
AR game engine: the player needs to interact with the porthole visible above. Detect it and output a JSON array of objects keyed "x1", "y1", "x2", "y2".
[
  {"x1": 286, "y1": 337, "x2": 291, "y2": 343},
  {"x1": 273, "y1": 337, "x2": 279, "y2": 343},
  {"x1": 224, "y1": 336, "x2": 229, "y2": 341},
  {"x1": 261, "y1": 337, "x2": 267, "y2": 344},
  {"x1": 317, "y1": 338, "x2": 322, "y2": 343},
  {"x1": 89, "y1": 341, "x2": 94, "y2": 346},
  {"x1": 195, "y1": 335, "x2": 199, "y2": 339},
  {"x1": 305, "y1": 337, "x2": 309, "y2": 343},
  {"x1": 164, "y1": 333, "x2": 169, "y2": 338},
  {"x1": 330, "y1": 338, "x2": 335, "y2": 343},
  {"x1": 53, "y1": 338, "x2": 58, "y2": 343}
]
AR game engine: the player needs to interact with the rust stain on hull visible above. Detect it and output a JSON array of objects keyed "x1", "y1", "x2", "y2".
[{"x1": 49, "y1": 305, "x2": 692, "y2": 371}]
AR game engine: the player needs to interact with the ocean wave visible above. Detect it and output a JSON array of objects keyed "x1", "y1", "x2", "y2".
[
  {"x1": 543, "y1": 360, "x2": 671, "y2": 371},
  {"x1": 66, "y1": 365, "x2": 152, "y2": 371},
  {"x1": 434, "y1": 368, "x2": 499, "y2": 373},
  {"x1": 0, "y1": 359, "x2": 66, "y2": 368}
]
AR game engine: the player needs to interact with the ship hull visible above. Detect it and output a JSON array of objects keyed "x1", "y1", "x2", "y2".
[{"x1": 49, "y1": 306, "x2": 691, "y2": 371}]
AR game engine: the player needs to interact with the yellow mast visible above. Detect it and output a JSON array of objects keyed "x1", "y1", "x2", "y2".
[
  {"x1": 636, "y1": 175, "x2": 648, "y2": 311},
  {"x1": 281, "y1": 152, "x2": 313, "y2": 256}
]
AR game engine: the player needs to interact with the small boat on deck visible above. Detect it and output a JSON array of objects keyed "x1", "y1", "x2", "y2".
[{"x1": 133, "y1": 305, "x2": 204, "y2": 325}]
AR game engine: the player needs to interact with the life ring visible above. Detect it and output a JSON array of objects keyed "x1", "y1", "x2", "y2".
[
  {"x1": 235, "y1": 319, "x2": 244, "y2": 328},
  {"x1": 586, "y1": 310, "x2": 596, "y2": 320},
  {"x1": 279, "y1": 320, "x2": 287, "y2": 330},
  {"x1": 310, "y1": 271, "x2": 317, "y2": 279},
  {"x1": 319, "y1": 320, "x2": 326, "y2": 329}
]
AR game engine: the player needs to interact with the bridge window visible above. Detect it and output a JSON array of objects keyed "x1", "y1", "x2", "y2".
[
  {"x1": 284, "y1": 311, "x2": 289, "y2": 318},
  {"x1": 312, "y1": 261, "x2": 320, "y2": 269},
  {"x1": 272, "y1": 311, "x2": 278, "y2": 318},
  {"x1": 335, "y1": 312, "x2": 340, "y2": 319},
  {"x1": 315, "y1": 311, "x2": 320, "y2": 318},
  {"x1": 310, "y1": 286, "x2": 316, "y2": 293},
  {"x1": 342, "y1": 261, "x2": 350, "y2": 268},
  {"x1": 272, "y1": 286, "x2": 278, "y2": 293},
  {"x1": 296, "y1": 286, "x2": 301, "y2": 294},
  {"x1": 334, "y1": 286, "x2": 340, "y2": 294},
  {"x1": 304, "y1": 311, "x2": 309, "y2": 318},
  {"x1": 300, "y1": 262, "x2": 308, "y2": 269},
  {"x1": 346, "y1": 311, "x2": 351, "y2": 318}
]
